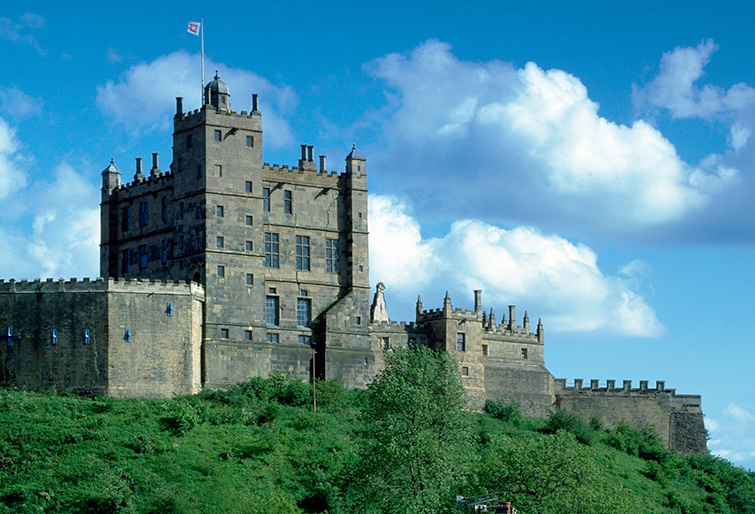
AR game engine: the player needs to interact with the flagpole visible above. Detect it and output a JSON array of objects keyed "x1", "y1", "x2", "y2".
[{"x1": 200, "y1": 18, "x2": 205, "y2": 105}]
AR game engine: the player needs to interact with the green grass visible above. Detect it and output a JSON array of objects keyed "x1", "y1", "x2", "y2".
[{"x1": 0, "y1": 380, "x2": 753, "y2": 513}]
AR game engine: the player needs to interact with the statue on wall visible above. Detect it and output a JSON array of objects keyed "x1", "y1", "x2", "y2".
[{"x1": 370, "y1": 282, "x2": 390, "y2": 323}]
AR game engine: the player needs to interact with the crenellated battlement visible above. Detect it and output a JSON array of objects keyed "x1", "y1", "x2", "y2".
[
  {"x1": 554, "y1": 378, "x2": 702, "y2": 412},
  {"x1": 0, "y1": 277, "x2": 203, "y2": 297},
  {"x1": 177, "y1": 107, "x2": 258, "y2": 123},
  {"x1": 369, "y1": 319, "x2": 420, "y2": 330},
  {"x1": 109, "y1": 169, "x2": 173, "y2": 197},
  {"x1": 262, "y1": 162, "x2": 345, "y2": 187}
]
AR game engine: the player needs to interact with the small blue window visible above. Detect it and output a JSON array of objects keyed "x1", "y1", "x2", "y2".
[
  {"x1": 50, "y1": 329, "x2": 57, "y2": 345},
  {"x1": 83, "y1": 329, "x2": 90, "y2": 345},
  {"x1": 124, "y1": 328, "x2": 131, "y2": 343},
  {"x1": 166, "y1": 302, "x2": 173, "y2": 316}
]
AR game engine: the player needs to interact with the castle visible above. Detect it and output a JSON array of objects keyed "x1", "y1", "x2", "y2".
[{"x1": 0, "y1": 73, "x2": 706, "y2": 454}]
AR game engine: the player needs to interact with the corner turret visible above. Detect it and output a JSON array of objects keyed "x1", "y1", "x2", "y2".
[
  {"x1": 101, "y1": 158, "x2": 121, "y2": 195},
  {"x1": 345, "y1": 144, "x2": 366, "y2": 176}
]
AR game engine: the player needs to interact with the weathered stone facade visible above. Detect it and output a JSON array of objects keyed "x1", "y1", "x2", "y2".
[
  {"x1": 0, "y1": 278, "x2": 203, "y2": 397},
  {"x1": 0, "y1": 74, "x2": 707, "y2": 454}
]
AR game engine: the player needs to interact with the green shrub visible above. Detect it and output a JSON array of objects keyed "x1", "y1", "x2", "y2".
[
  {"x1": 543, "y1": 408, "x2": 596, "y2": 445},
  {"x1": 485, "y1": 399, "x2": 522, "y2": 425}
]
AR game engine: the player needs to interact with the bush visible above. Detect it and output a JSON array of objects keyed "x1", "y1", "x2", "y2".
[
  {"x1": 485, "y1": 399, "x2": 522, "y2": 425},
  {"x1": 543, "y1": 408, "x2": 596, "y2": 445}
]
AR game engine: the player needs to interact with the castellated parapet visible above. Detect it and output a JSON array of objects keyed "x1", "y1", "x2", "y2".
[
  {"x1": 0, "y1": 70, "x2": 707, "y2": 456},
  {"x1": 553, "y1": 378, "x2": 706, "y2": 454},
  {"x1": 0, "y1": 277, "x2": 203, "y2": 398}
]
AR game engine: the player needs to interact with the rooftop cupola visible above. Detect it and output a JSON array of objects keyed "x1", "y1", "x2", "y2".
[
  {"x1": 205, "y1": 71, "x2": 230, "y2": 111},
  {"x1": 101, "y1": 158, "x2": 121, "y2": 193},
  {"x1": 345, "y1": 144, "x2": 366, "y2": 175}
]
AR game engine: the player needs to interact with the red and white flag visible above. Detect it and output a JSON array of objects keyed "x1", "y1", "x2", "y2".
[{"x1": 187, "y1": 21, "x2": 200, "y2": 35}]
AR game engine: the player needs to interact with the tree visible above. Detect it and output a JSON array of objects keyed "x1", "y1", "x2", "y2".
[
  {"x1": 478, "y1": 430, "x2": 637, "y2": 514},
  {"x1": 348, "y1": 346, "x2": 472, "y2": 514}
]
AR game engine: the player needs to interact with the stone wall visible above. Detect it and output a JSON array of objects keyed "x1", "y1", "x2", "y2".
[
  {"x1": 0, "y1": 278, "x2": 204, "y2": 398},
  {"x1": 554, "y1": 379, "x2": 706, "y2": 454}
]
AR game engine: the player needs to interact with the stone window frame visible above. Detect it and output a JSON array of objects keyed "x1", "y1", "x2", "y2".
[
  {"x1": 326, "y1": 238, "x2": 339, "y2": 273},
  {"x1": 456, "y1": 332, "x2": 466, "y2": 352},
  {"x1": 217, "y1": 265, "x2": 225, "y2": 278},
  {"x1": 121, "y1": 206, "x2": 130, "y2": 232},
  {"x1": 461, "y1": 366, "x2": 470, "y2": 377},
  {"x1": 246, "y1": 135, "x2": 254, "y2": 147},
  {"x1": 263, "y1": 187, "x2": 271, "y2": 212},
  {"x1": 245, "y1": 240, "x2": 253, "y2": 252},
  {"x1": 295, "y1": 235, "x2": 310, "y2": 271},
  {"x1": 214, "y1": 129, "x2": 222, "y2": 142},
  {"x1": 296, "y1": 297, "x2": 312, "y2": 328},
  {"x1": 138, "y1": 244, "x2": 148, "y2": 270},
  {"x1": 264, "y1": 232, "x2": 279, "y2": 268},
  {"x1": 265, "y1": 295, "x2": 279, "y2": 326},
  {"x1": 216, "y1": 236, "x2": 224, "y2": 248},
  {"x1": 245, "y1": 181, "x2": 253, "y2": 193},
  {"x1": 284, "y1": 190, "x2": 292, "y2": 214},
  {"x1": 246, "y1": 273, "x2": 254, "y2": 285},
  {"x1": 217, "y1": 205, "x2": 224, "y2": 217},
  {"x1": 245, "y1": 215, "x2": 253, "y2": 226},
  {"x1": 138, "y1": 202, "x2": 149, "y2": 227},
  {"x1": 521, "y1": 348, "x2": 528, "y2": 360},
  {"x1": 244, "y1": 330, "x2": 253, "y2": 341},
  {"x1": 220, "y1": 328, "x2": 229, "y2": 339},
  {"x1": 266, "y1": 333, "x2": 279, "y2": 343}
]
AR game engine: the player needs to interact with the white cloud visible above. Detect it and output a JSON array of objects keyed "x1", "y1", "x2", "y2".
[
  {"x1": 369, "y1": 195, "x2": 437, "y2": 291},
  {"x1": 369, "y1": 195, "x2": 663, "y2": 337},
  {"x1": 707, "y1": 403, "x2": 755, "y2": 470},
  {"x1": 0, "y1": 12, "x2": 45, "y2": 55},
  {"x1": 0, "y1": 118, "x2": 28, "y2": 199},
  {"x1": 366, "y1": 40, "x2": 737, "y2": 235},
  {"x1": 96, "y1": 51, "x2": 297, "y2": 149},
  {"x1": 0, "y1": 87, "x2": 43, "y2": 120},
  {"x1": 634, "y1": 39, "x2": 755, "y2": 121},
  {"x1": 0, "y1": 121, "x2": 99, "y2": 280},
  {"x1": 24, "y1": 164, "x2": 100, "y2": 278}
]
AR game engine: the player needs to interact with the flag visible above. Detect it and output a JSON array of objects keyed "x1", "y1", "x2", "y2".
[{"x1": 188, "y1": 21, "x2": 200, "y2": 35}]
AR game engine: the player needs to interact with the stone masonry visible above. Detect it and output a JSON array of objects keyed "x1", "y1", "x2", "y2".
[{"x1": 0, "y1": 73, "x2": 707, "y2": 454}]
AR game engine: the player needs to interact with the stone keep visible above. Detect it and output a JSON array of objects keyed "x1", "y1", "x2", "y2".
[{"x1": 0, "y1": 74, "x2": 706, "y2": 454}]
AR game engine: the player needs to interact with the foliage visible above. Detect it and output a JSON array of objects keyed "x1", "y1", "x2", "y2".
[
  {"x1": 542, "y1": 408, "x2": 597, "y2": 445},
  {"x1": 477, "y1": 430, "x2": 637, "y2": 514},
  {"x1": 348, "y1": 346, "x2": 473, "y2": 514},
  {"x1": 1, "y1": 374, "x2": 755, "y2": 514},
  {"x1": 485, "y1": 399, "x2": 523, "y2": 426}
]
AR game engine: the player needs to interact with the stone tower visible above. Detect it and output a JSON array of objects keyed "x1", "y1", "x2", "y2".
[{"x1": 99, "y1": 74, "x2": 375, "y2": 387}]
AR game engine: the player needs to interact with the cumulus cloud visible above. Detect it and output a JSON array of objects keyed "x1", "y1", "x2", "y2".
[
  {"x1": 0, "y1": 118, "x2": 29, "y2": 199},
  {"x1": 365, "y1": 40, "x2": 738, "y2": 238},
  {"x1": 707, "y1": 403, "x2": 755, "y2": 470},
  {"x1": 369, "y1": 195, "x2": 663, "y2": 337},
  {"x1": 24, "y1": 164, "x2": 100, "y2": 278},
  {"x1": 0, "y1": 114, "x2": 99, "y2": 280},
  {"x1": 634, "y1": 39, "x2": 755, "y2": 121},
  {"x1": 96, "y1": 51, "x2": 297, "y2": 148},
  {"x1": 0, "y1": 161, "x2": 99, "y2": 280}
]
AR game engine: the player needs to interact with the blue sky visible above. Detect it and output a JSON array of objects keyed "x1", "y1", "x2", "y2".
[{"x1": 2, "y1": 1, "x2": 754, "y2": 469}]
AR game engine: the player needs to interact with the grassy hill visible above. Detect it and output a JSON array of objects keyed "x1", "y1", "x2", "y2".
[{"x1": 0, "y1": 373, "x2": 753, "y2": 513}]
